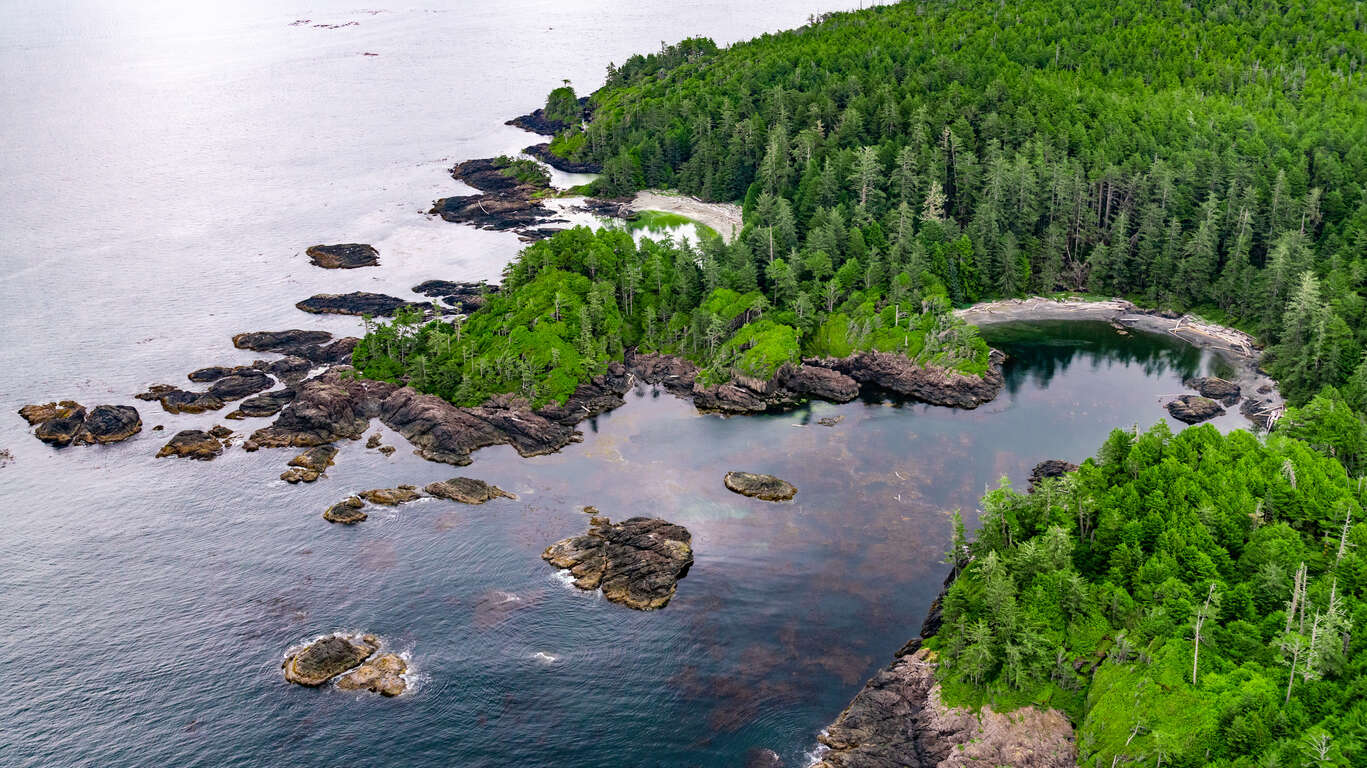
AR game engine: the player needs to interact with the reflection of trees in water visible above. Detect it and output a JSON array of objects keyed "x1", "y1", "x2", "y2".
[{"x1": 983, "y1": 321, "x2": 1209, "y2": 397}]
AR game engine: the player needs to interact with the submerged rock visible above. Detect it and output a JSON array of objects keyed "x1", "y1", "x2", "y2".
[
  {"x1": 358, "y1": 486, "x2": 421, "y2": 506},
  {"x1": 307, "y1": 243, "x2": 379, "y2": 269},
  {"x1": 1167, "y1": 394, "x2": 1225, "y2": 424},
  {"x1": 724, "y1": 472, "x2": 797, "y2": 502},
  {"x1": 1028, "y1": 460, "x2": 1079, "y2": 492},
  {"x1": 323, "y1": 496, "x2": 367, "y2": 524},
  {"x1": 1185, "y1": 376, "x2": 1241, "y2": 405},
  {"x1": 335, "y1": 652, "x2": 407, "y2": 696},
  {"x1": 813, "y1": 647, "x2": 1075, "y2": 768},
  {"x1": 424, "y1": 477, "x2": 515, "y2": 504},
  {"x1": 295, "y1": 292, "x2": 431, "y2": 318},
  {"x1": 542, "y1": 516, "x2": 693, "y2": 611},
  {"x1": 19, "y1": 401, "x2": 142, "y2": 447},
  {"x1": 283, "y1": 633, "x2": 378, "y2": 686},
  {"x1": 817, "y1": 415, "x2": 844, "y2": 427},
  {"x1": 155, "y1": 430, "x2": 223, "y2": 460}
]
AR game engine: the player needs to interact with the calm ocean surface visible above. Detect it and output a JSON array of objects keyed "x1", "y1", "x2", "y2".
[{"x1": 1, "y1": 3, "x2": 1247, "y2": 766}]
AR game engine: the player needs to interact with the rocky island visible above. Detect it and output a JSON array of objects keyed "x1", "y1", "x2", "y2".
[{"x1": 542, "y1": 516, "x2": 694, "y2": 610}]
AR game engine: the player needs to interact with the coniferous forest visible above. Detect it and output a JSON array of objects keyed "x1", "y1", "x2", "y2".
[{"x1": 352, "y1": 2, "x2": 1367, "y2": 764}]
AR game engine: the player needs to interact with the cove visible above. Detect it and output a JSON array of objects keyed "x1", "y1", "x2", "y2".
[{"x1": 3, "y1": 319, "x2": 1256, "y2": 767}]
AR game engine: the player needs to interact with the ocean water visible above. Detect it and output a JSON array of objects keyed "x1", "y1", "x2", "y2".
[{"x1": 1, "y1": 3, "x2": 1247, "y2": 766}]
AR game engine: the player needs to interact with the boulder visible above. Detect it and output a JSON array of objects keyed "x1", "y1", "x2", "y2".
[
  {"x1": 282, "y1": 633, "x2": 377, "y2": 686},
  {"x1": 207, "y1": 370, "x2": 274, "y2": 401},
  {"x1": 724, "y1": 472, "x2": 798, "y2": 501},
  {"x1": 424, "y1": 477, "x2": 515, "y2": 504},
  {"x1": 1028, "y1": 460, "x2": 1079, "y2": 492},
  {"x1": 1185, "y1": 376, "x2": 1241, "y2": 405},
  {"x1": 358, "y1": 486, "x2": 421, "y2": 506},
  {"x1": 155, "y1": 430, "x2": 223, "y2": 460},
  {"x1": 323, "y1": 496, "x2": 367, "y2": 524},
  {"x1": 781, "y1": 364, "x2": 859, "y2": 403},
  {"x1": 335, "y1": 652, "x2": 407, "y2": 696},
  {"x1": 295, "y1": 292, "x2": 431, "y2": 318},
  {"x1": 306, "y1": 243, "x2": 379, "y2": 269},
  {"x1": 542, "y1": 516, "x2": 693, "y2": 611},
  {"x1": 19, "y1": 401, "x2": 142, "y2": 447},
  {"x1": 812, "y1": 647, "x2": 1074, "y2": 768},
  {"x1": 226, "y1": 388, "x2": 296, "y2": 420},
  {"x1": 1167, "y1": 394, "x2": 1225, "y2": 425}
]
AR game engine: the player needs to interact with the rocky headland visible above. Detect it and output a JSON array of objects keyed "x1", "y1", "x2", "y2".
[{"x1": 542, "y1": 515, "x2": 694, "y2": 610}]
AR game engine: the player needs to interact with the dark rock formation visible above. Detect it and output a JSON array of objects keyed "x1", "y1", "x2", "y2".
[
  {"x1": 523, "y1": 142, "x2": 602, "y2": 173},
  {"x1": 1167, "y1": 394, "x2": 1225, "y2": 424},
  {"x1": 307, "y1": 243, "x2": 378, "y2": 269},
  {"x1": 411, "y1": 280, "x2": 496, "y2": 312},
  {"x1": 135, "y1": 385, "x2": 225, "y2": 415},
  {"x1": 155, "y1": 430, "x2": 223, "y2": 460},
  {"x1": 377, "y1": 388, "x2": 583, "y2": 465},
  {"x1": 207, "y1": 370, "x2": 274, "y2": 401},
  {"x1": 812, "y1": 647, "x2": 1075, "y2": 768},
  {"x1": 281, "y1": 444, "x2": 337, "y2": 483},
  {"x1": 377, "y1": 445, "x2": 395, "y2": 456},
  {"x1": 231, "y1": 329, "x2": 332, "y2": 356},
  {"x1": 282, "y1": 633, "x2": 378, "y2": 686},
  {"x1": 187, "y1": 365, "x2": 257, "y2": 383},
  {"x1": 323, "y1": 497, "x2": 367, "y2": 524},
  {"x1": 533, "y1": 363, "x2": 633, "y2": 425},
  {"x1": 1185, "y1": 376, "x2": 1241, "y2": 405},
  {"x1": 19, "y1": 401, "x2": 142, "y2": 447},
  {"x1": 295, "y1": 292, "x2": 431, "y2": 317},
  {"x1": 506, "y1": 107, "x2": 576, "y2": 136},
  {"x1": 625, "y1": 351, "x2": 699, "y2": 395},
  {"x1": 424, "y1": 477, "x2": 515, "y2": 504},
  {"x1": 1028, "y1": 460, "x2": 1079, "y2": 492},
  {"x1": 335, "y1": 652, "x2": 407, "y2": 696},
  {"x1": 246, "y1": 371, "x2": 397, "y2": 449},
  {"x1": 429, "y1": 193, "x2": 551, "y2": 232},
  {"x1": 226, "y1": 388, "x2": 296, "y2": 420},
  {"x1": 817, "y1": 415, "x2": 844, "y2": 427},
  {"x1": 358, "y1": 485, "x2": 420, "y2": 506},
  {"x1": 813, "y1": 349, "x2": 1007, "y2": 409},
  {"x1": 724, "y1": 471, "x2": 798, "y2": 501},
  {"x1": 208, "y1": 425, "x2": 234, "y2": 440},
  {"x1": 542, "y1": 516, "x2": 693, "y2": 611},
  {"x1": 257, "y1": 355, "x2": 314, "y2": 383},
  {"x1": 450, "y1": 157, "x2": 547, "y2": 195},
  {"x1": 781, "y1": 365, "x2": 859, "y2": 403}
]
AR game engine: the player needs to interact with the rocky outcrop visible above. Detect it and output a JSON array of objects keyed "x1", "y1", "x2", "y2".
[
  {"x1": 335, "y1": 652, "x2": 407, "y2": 696},
  {"x1": 296, "y1": 292, "x2": 431, "y2": 317},
  {"x1": 246, "y1": 370, "x2": 397, "y2": 449},
  {"x1": 813, "y1": 647, "x2": 1075, "y2": 768},
  {"x1": 135, "y1": 385, "x2": 225, "y2": 415},
  {"x1": 523, "y1": 142, "x2": 602, "y2": 173},
  {"x1": 424, "y1": 477, "x2": 516, "y2": 504},
  {"x1": 542, "y1": 516, "x2": 693, "y2": 611},
  {"x1": 323, "y1": 496, "x2": 367, "y2": 524},
  {"x1": 358, "y1": 485, "x2": 421, "y2": 506},
  {"x1": 411, "y1": 280, "x2": 496, "y2": 311},
  {"x1": 187, "y1": 364, "x2": 257, "y2": 383},
  {"x1": 281, "y1": 444, "x2": 337, "y2": 483},
  {"x1": 431, "y1": 157, "x2": 558, "y2": 234},
  {"x1": 1166, "y1": 394, "x2": 1225, "y2": 424},
  {"x1": 207, "y1": 370, "x2": 274, "y2": 401},
  {"x1": 813, "y1": 349, "x2": 1007, "y2": 409},
  {"x1": 724, "y1": 471, "x2": 797, "y2": 501},
  {"x1": 625, "y1": 351, "x2": 699, "y2": 395},
  {"x1": 19, "y1": 401, "x2": 142, "y2": 447},
  {"x1": 781, "y1": 365, "x2": 859, "y2": 403},
  {"x1": 377, "y1": 388, "x2": 579, "y2": 465},
  {"x1": 226, "y1": 388, "x2": 296, "y2": 420},
  {"x1": 1185, "y1": 376, "x2": 1241, "y2": 405},
  {"x1": 232, "y1": 329, "x2": 332, "y2": 358},
  {"x1": 532, "y1": 363, "x2": 634, "y2": 425},
  {"x1": 1028, "y1": 460, "x2": 1079, "y2": 492},
  {"x1": 307, "y1": 243, "x2": 378, "y2": 269},
  {"x1": 506, "y1": 106, "x2": 580, "y2": 136},
  {"x1": 283, "y1": 633, "x2": 378, "y2": 686},
  {"x1": 155, "y1": 429, "x2": 223, "y2": 460}
]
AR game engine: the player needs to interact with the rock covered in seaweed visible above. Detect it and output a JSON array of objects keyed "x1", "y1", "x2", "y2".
[
  {"x1": 19, "y1": 401, "x2": 142, "y2": 447},
  {"x1": 424, "y1": 477, "x2": 515, "y2": 504},
  {"x1": 307, "y1": 243, "x2": 379, "y2": 269},
  {"x1": 542, "y1": 516, "x2": 693, "y2": 611},
  {"x1": 155, "y1": 429, "x2": 224, "y2": 460},
  {"x1": 724, "y1": 472, "x2": 797, "y2": 501},
  {"x1": 282, "y1": 633, "x2": 378, "y2": 686}
]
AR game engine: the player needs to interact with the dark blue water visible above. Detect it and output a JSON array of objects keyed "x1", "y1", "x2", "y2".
[{"x1": 2, "y1": 320, "x2": 1247, "y2": 767}]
